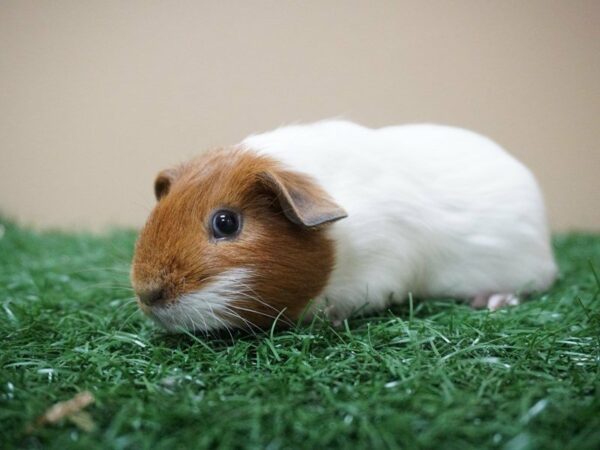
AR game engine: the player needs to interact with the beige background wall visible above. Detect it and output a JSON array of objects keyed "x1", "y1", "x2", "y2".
[{"x1": 1, "y1": 1, "x2": 598, "y2": 231}]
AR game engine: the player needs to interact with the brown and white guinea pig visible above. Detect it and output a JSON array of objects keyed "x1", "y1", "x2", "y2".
[{"x1": 131, "y1": 120, "x2": 557, "y2": 333}]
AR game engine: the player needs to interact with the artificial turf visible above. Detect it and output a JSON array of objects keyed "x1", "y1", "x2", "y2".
[{"x1": 0, "y1": 217, "x2": 599, "y2": 450}]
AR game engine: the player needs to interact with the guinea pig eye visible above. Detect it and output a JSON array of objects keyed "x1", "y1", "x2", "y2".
[{"x1": 211, "y1": 209, "x2": 242, "y2": 239}]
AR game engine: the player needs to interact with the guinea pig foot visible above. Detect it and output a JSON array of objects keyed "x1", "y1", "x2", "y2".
[
  {"x1": 470, "y1": 293, "x2": 520, "y2": 310},
  {"x1": 323, "y1": 305, "x2": 346, "y2": 328}
]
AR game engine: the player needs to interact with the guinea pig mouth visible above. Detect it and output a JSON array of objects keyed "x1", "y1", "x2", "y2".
[
  {"x1": 147, "y1": 299, "x2": 232, "y2": 333},
  {"x1": 140, "y1": 268, "x2": 253, "y2": 333}
]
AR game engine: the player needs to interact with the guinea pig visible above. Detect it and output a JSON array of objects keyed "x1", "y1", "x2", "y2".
[{"x1": 131, "y1": 120, "x2": 557, "y2": 333}]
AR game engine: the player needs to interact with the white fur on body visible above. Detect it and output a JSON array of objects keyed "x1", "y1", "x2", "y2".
[{"x1": 242, "y1": 121, "x2": 557, "y2": 320}]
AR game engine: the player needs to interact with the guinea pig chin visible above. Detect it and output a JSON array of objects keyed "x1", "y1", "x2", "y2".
[{"x1": 139, "y1": 268, "x2": 253, "y2": 333}]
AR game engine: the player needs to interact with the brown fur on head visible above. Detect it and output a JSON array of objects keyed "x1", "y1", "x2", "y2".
[{"x1": 131, "y1": 147, "x2": 347, "y2": 333}]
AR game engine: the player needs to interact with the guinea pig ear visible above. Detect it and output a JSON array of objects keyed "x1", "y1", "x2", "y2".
[
  {"x1": 259, "y1": 170, "x2": 348, "y2": 228},
  {"x1": 154, "y1": 168, "x2": 180, "y2": 200}
]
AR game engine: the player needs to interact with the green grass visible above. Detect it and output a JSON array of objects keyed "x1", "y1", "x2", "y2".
[{"x1": 1, "y1": 218, "x2": 599, "y2": 450}]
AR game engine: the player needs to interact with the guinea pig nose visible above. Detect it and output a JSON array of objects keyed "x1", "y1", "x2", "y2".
[{"x1": 137, "y1": 287, "x2": 166, "y2": 306}]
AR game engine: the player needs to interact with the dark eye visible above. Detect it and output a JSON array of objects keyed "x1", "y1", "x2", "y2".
[{"x1": 211, "y1": 209, "x2": 241, "y2": 239}]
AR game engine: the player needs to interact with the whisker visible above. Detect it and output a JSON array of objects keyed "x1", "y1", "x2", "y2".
[
  {"x1": 115, "y1": 306, "x2": 143, "y2": 330},
  {"x1": 233, "y1": 282, "x2": 284, "y2": 315},
  {"x1": 181, "y1": 308, "x2": 202, "y2": 336},
  {"x1": 227, "y1": 303, "x2": 294, "y2": 328},
  {"x1": 68, "y1": 267, "x2": 133, "y2": 275},
  {"x1": 205, "y1": 301, "x2": 235, "y2": 342},
  {"x1": 77, "y1": 283, "x2": 135, "y2": 292},
  {"x1": 216, "y1": 284, "x2": 282, "y2": 316},
  {"x1": 220, "y1": 306, "x2": 260, "y2": 336},
  {"x1": 184, "y1": 301, "x2": 210, "y2": 334},
  {"x1": 212, "y1": 285, "x2": 295, "y2": 327}
]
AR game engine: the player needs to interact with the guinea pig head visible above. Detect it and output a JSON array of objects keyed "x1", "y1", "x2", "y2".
[{"x1": 130, "y1": 148, "x2": 347, "y2": 333}]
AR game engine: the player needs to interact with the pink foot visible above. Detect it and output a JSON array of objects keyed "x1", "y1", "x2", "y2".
[
  {"x1": 470, "y1": 293, "x2": 519, "y2": 310},
  {"x1": 323, "y1": 305, "x2": 345, "y2": 328}
]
